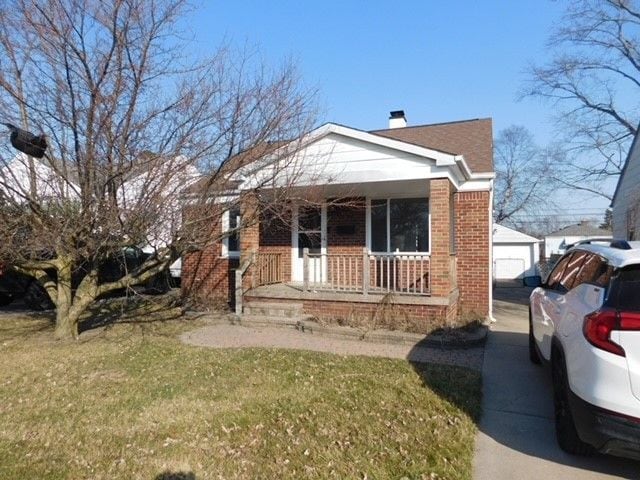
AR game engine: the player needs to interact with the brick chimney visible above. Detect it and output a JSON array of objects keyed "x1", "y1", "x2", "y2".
[{"x1": 388, "y1": 110, "x2": 407, "y2": 129}]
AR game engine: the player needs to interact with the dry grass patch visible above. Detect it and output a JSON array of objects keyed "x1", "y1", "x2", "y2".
[{"x1": 0, "y1": 311, "x2": 481, "y2": 479}]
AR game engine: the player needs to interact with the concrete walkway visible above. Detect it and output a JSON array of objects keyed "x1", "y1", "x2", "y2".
[
  {"x1": 181, "y1": 322, "x2": 483, "y2": 371},
  {"x1": 473, "y1": 289, "x2": 640, "y2": 479}
]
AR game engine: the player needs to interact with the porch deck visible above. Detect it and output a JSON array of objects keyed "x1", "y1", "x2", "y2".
[{"x1": 245, "y1": 282, "x2": 455, "y2": 306}]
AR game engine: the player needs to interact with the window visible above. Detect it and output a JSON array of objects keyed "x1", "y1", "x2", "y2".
[
  {"x1": 572, "y1": 253, "x2": 613, "y2": 289},
  {"x1": 369, "y1": 198, "x2": 429, "y2": 253},
  {"x1": 222, "y1": 207, "x2": 240, "y2": 257},
  {"x1": 559, "y1": 251, "x2": 588, "y2": 291},
  {"x1": 606, "y1": 265, "x2": 640, "y2": 312},
  {"x1": 546, "y1": 253, "x2": 572, "y2": 290}
]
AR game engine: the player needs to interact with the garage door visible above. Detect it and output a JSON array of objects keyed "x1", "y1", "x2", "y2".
[{"x1": 494, "y1": 258, "x2": 525, "y2": 280}]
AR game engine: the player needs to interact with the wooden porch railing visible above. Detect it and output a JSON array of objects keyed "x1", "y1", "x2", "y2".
[
  {"x1": 254, "y1": 252, "x2": 283, "y2": 287},
  {"x1": 304, "y1": 247, "x2": 430, "y2": 295},
  {"x1": 235, "y1": 251, "x2": 283, "y2": 315}
]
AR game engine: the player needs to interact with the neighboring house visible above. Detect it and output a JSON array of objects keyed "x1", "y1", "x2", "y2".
[
  {"x1": 493, "y1": 224, "x2": 540, "y2": 285},
  {"x1": 544, "y1": 221, "x2": 612, "y2": 259},
  {"x1": 182, "y1": 112, "x2": 496, "y2": 326},
  {"x1": 0, "y1": 152, "x2": 78, "y2": 200},
  {"x1": 612, "y1": 124, "x2": 640, "y2": 240},
  {"x1": 0, "y1": 152, "x2": 196, "y2": 279}
]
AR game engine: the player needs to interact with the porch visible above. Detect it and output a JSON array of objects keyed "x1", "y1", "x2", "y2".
[
  {"x1": 234, "y1": 177, "x2": 463, "y2": 321},
  {"x1": 249, "y1": 249, "x2": 459, "y2": 298}
]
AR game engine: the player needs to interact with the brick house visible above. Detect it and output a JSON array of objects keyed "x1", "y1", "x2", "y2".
[{"x1": 182, "y1": 112, "x2": 495, "y2": 331}]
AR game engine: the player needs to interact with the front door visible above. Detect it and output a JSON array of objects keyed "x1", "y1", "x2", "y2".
[{"x1": 292, "y1": 204, "x2": 326, "y2": 283}]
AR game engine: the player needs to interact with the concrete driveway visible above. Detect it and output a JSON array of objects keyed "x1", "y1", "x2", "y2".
[{"x1": 473, "y1": 288, "x2": 640, "y2": 480}]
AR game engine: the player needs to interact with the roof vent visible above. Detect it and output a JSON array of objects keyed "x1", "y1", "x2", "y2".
[{"x1": 389, "y1": 110, "x2": 407, "y2": 129}]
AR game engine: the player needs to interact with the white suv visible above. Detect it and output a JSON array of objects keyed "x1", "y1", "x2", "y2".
[{"x1": 529, "y1": 241, "x2": 640, "y2": 460}]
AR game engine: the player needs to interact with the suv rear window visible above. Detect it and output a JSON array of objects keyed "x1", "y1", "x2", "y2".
[{"x1": 606, "y1": 265, "x2": 640, "y2": 312}]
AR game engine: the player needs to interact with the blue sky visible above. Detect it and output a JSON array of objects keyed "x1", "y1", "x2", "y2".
[
  {"x1": 188, "y1": 1, "x2": 564, "y2": 138},
  {"x1": 184, "y1": 1, "x2": 610, "y2": 218}
]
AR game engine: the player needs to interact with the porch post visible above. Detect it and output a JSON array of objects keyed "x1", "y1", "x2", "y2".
[
  {"x1": 234, "y1": 270, "x2": 243, "y2": 315},
  {"x1": 429, "y1": 179, "x2": 453, "y2": 297},
  {"x1": 362, "y1": 247, "x2": 370, "y2": 295},
  {"x1": 240, "y1": 194, "x2": 260, "y2": 293},
  {"x1": 302, "y1": 247, "x2": 309, "y2": 291}
]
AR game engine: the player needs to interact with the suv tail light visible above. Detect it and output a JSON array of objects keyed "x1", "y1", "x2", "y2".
[
  {"x1": 584, "y1": 309, "x2": 624, "y2": 356},
  {"x1": 583, "y1": 309, "x2": 640, "y2": 357}
]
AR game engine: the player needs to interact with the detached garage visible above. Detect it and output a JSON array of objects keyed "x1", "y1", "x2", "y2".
[{"x1": 493, "y1": 224, "x2": 541, "y2": 286}]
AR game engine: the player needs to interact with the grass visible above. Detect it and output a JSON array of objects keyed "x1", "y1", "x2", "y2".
[{"x1": 0, "y1": 311, "x2": 481, "y2": 480}]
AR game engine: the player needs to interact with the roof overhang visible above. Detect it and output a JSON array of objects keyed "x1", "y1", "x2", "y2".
[{"x1": 240, "y1": 123, "x2": 495, "y2": 190}]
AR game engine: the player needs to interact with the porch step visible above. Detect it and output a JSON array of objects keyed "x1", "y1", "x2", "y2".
[
  {"x1": 235, "y1": 314, "x2": 315, "y2": 328},
  {"x1": 243, "y1": 301, "x2": 304, "y2": 318}
]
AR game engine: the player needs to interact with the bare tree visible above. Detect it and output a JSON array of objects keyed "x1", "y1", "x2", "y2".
[
  {"x1": 522, "y1": 0, "x2": 640, "y2": 199},
  {"x1": 0, "y1": 0, "x2": 318, "y2": 339},
  {"x1": 493, "y1": 125, "x2": 557, "y2": 225}
]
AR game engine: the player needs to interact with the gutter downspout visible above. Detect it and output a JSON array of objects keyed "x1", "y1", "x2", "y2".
[{"x1": 488, "y1": 180, "x2": 495, "y2": 323}]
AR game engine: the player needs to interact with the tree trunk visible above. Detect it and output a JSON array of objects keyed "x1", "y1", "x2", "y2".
[
  {"x1": 54, "y1": 257, "x2": 75, "y2": 339},
  {"x1": 53, "y1": 258, "x2": 100, "y2": 340},
  {"x1": 54, "y1": 307, "x2": 78, "y2": 339}
]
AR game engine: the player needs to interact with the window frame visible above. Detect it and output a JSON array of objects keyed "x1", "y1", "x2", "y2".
[
  {"x1": 366, "y1": 196, "x2": 431, "y2": 255},
  {"x1": 221, "y1": 207, "x2": 241, "y2": 258}
]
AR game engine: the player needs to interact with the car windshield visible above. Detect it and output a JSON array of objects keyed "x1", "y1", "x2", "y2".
[{"x1": 606, "y1": 264, "x2": 640, "y2": 312}]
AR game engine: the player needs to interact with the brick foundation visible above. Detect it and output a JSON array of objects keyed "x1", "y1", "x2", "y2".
[{"x1": 244, "y1": 294, "x2": 458, "y2": 334}]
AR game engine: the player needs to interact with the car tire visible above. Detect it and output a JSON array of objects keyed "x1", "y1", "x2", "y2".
[
  {"x1": 552, "y1": 349, "x2": 594, "y2": 455},
  {"x1": 24, "y1": 281, "x2": 55, "y2": 311},
  {"x1": 529, "y1": 310, "x2": 541, "y2": 364}
]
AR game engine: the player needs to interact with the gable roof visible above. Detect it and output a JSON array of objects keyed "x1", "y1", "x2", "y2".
[
  {"x1": 547, "y1": 221, "x2": 612, "y2": 237},
  {"x1": 493, "y1": 224, "x2": 540, "y2": 244},
  {"x1": 370, "y1": 118, "x2": 494, "y2": 174}
]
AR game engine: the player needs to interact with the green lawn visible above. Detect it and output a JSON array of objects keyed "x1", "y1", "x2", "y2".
[{"x1": 0, "y1": 313, "x2": 481, "y2": 480}]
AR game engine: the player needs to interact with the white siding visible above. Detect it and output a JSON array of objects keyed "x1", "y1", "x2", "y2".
[{"x1": 613, "y1": 134, "x2": 640, "y2": 239}]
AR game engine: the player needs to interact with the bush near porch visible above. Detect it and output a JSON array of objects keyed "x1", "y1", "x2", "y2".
[{"x1": 0, "y1": 311, "x2": 481, "y2": 480}]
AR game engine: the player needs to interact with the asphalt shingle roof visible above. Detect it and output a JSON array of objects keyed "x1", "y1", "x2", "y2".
[
  {"x1": 370, "y1": 118, "x2": 494, "y2": 173},
  {"x1": 547, "y1": 221, "x2": 612, "y2": 237}
]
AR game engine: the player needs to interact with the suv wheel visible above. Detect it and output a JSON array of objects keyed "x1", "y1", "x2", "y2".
[
  {"x1": 24, "y1": 281, "x2": 55, "y2": 311},
  {"x1": 552, "y1": 348, "x2": 593, "y2": 455},
  {"x1": 529, "y1": 309, "x2": 541, "y2": 364}
]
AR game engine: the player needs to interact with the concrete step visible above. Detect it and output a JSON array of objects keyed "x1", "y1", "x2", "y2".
[
  {"x1": 243, "y1": 301, "x2": 303, "y2": 318},
  {"x1": 236, "y1": 314, "x2": 315, "y2": 328}
]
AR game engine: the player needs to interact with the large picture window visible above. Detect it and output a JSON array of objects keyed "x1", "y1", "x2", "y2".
[{"x1": 370, "y1": 198, "x2": 429, "y2": 253}]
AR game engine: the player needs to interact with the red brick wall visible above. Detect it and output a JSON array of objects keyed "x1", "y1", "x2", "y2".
[
  {"x1": 182, "y1": 245, "x2": 239, "y2": 306},
  {"x1": 326, "y1": 199, "x2": 366, "y2": 253},
  {"x1": 455, "y1": 191, "x2": 490, "y2": 317},
  {"x1": 429, "y1": 179, "x2": 452, "y2": 296},
  {"x1": 181, "y1": 204, "x2": 238, "y2": 306},
  {"x1": 325, "y1": 199, "x2": 366, "y2": 286},
  {"x1": 259, "y1": 211, "x2": 292, "y2": 281},
  {"x1": 241, "y1": 195, "x2": 260, "y2": 290}
]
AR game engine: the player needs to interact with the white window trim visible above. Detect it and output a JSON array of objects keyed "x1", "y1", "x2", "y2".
[
  {"x1": 366, "y1": 196, "x2": 431, "y2": 255},
  {"x1": 221, "y1": 209, "x2": 240, "y2": 258}
]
